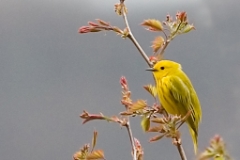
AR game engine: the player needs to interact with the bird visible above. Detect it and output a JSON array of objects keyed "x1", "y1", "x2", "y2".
[{"x1": 147, "y1": 60, "x2": 202, "y2": 153}]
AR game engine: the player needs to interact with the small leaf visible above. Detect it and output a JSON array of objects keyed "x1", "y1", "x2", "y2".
[
  {"x1": 73, "y1": 151, "x2": 85, "y2": 160},
  {"x1": 151, "y1": 36, "x2": 165, "y2": 53},
  {"x1": 214, "y1": 155, "x2": 225, "y2": 160},
  {"x1": 151, "y1": 117, "x2": 165, "y2": 124},
  {"x1": 121, "y1": 27, "x2": 129, "y2": 38},
  {"x1": 88, "y1": 21, "x2": 99, "y2": 27},
  {"x1": 129, "y1": 100, "x2": 147, "y2": 112},
  {"x1": 86, "y1": 150, "x2": 105, "y2": 160},
  {"x1": 120, "y1": 76, "x2": 128, "y2": 87},
  {"x1": 119, "y1": 111, "x2": 134, "y2": 116},
  {"x1": 90, "y1": 28, "x2": 102, "y2": 33},
  {"x1": 96, "y1": 19, "x2": 109, "y2": 26},
  {"x1": 198, "y1": 151, "x2": 216, "y2": 160},
  {"x1": 78, "y1": 26, "x2": 92, "y2": 34},
  {"x1": 149, "y1": 134, "x2": 165, "y2": 142},
  {"x1": 91, "y1": 131, "x2": 98, "y2": 152},
  {"x1": 141, "y1": 19, "x2": 163, "y2": 31},
  {"x1": 73, "y1": 144, "x2": 90, "y2": 160},
  {"x1": 176, "y1": 11, "x2": 187, "y2": 22},
  {"x1": 113, "y1": 26, "x2": 123, "y2": 34},
  {"x1": 134, "y1": 138, "x2": 142, "y2": 150},
  {"x1": 134, "y1": 138, "x2": 144, "y2": 160},
  {"x1": 148, "y1": 56, "x2": 158, "y2": 64},
  {"x1": 114, "y1": 3, "x2": 122, "y2": 15},
  {"x1": 114, "y1": 3, "x2": 127, "y2": 16},
  {"x1": 80, "y1": 111, "x2": 106, "y2": 124},
  {"x1": 143, "y1": 84, "x2": 157, "y2": 97},
  {"x1": 182, "y1": 24, "x2": 195, "y2": 33},
  {"x1": 141, "y1": 115, "x2": 150, "y2": 132},
  {"x1": 198, "y1": 135, "x2": 232, "y2": 160},
  {"x1": 147, "y1": 125, "x2": 163, "y2": 132}
]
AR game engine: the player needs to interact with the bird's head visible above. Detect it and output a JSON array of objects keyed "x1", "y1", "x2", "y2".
[{"x1": 146, "y1": 60, "x2": 181, "y2": 79}]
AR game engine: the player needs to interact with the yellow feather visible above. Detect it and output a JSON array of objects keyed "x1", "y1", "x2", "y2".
[{"x1": 149, "y1": 60, "x2": 202, "y2": 154}]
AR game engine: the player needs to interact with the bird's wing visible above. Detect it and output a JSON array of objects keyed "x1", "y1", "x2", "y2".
[
  {"x1": 162, "y1": 75, "x2": 196, "y2": 122},
  {"x1": 162, "y1": 75, "x2": 199, "y2": 153},
  {"x1": 162, "y1": 75, "x2": 190, "y2": 106},
  {"x1": 190, "y1": 89, "x2": 202, "y2": 123}
]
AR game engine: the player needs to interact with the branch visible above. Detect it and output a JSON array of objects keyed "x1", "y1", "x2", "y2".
[
  {"x1": 175, "y1": 137, "x2": 187, "y2": 160},
  {"x1": 120, "y1": 0, "x2": 152, "y2": 67},
  {"x1": 124, "y1": 121, "x2": 137, "y2": 160}
]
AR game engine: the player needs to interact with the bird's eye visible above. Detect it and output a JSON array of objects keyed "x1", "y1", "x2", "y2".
[{"x1": 160, "y1": 66, "x2": 165, "y2": 70}]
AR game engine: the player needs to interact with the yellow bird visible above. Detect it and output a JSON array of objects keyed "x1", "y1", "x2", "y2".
[{"x1": 147, "y1": 60, "x2": 202, "y2": 153}]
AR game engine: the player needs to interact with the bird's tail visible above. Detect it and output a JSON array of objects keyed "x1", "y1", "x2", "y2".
[{"x1": 189, "y1": 126, "x2": 198, "y2": 154}]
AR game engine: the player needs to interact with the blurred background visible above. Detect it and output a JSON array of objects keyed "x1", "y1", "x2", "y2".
[{"x1": 1, "y1": 0, "x2": 240, "y2": 159}]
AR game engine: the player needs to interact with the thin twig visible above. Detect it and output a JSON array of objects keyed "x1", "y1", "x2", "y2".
[
  {"x1": 120, "y1": 1, "x2": 152, "y2": 67},
  {"x1": 125, "y1": 121, "x2": 137, "y2": 160},
  {"x1": 159, "y1": 21, "x2": 183, "y2": 57},
  {"x1": 175, "y1": 137, "x2": 187, "y2": 160}
]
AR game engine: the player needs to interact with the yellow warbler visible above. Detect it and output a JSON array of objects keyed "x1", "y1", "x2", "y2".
[{"x1": 147, "y1": 60, "x2": 202, "y2": 153}]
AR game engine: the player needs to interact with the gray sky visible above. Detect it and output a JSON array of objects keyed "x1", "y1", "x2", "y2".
[{"x1": 1, "y1": 0, "x2": 240, "y2": 159}]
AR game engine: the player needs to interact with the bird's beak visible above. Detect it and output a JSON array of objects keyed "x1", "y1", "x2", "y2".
[{"x1": 146, "y1": 68, "x2": 157, "y2": 72}]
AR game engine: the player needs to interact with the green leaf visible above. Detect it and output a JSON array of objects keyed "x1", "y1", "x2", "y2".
[
  {"x1": 86, "y1": 150, "x2": 105, "y2": 160},
  {"x1": 129, "y1": 100, "x2": 147, "y2": 112},
  {"x1": 141, "y1": 115, "x2": 150, "y2": 132},
  {"x1": 182, "y1": 24, "x2": 195, "y2": 34}
]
